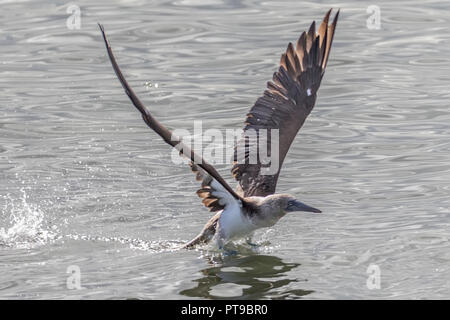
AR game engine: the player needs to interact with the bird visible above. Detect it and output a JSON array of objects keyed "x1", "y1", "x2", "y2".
[{"x1": 99, "y1": 9, "x2": 339, "y2": 250}]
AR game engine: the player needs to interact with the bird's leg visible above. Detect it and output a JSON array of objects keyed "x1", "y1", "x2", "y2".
[
  {"x1": 215, "y1": 236, "x2": 239, "y2": 256},
  {"x1": 217, "y1": 239, "x2": 238, "y2": 256}
]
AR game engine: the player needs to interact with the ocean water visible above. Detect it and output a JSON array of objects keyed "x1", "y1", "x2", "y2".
[{"x1": 1, "y1": 0, "x2": 449, "y2": 299}]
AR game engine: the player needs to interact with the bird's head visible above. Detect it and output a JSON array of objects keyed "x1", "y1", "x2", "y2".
[
  {"x1": 265, "y1": 194, "x2": 321, "y2": 214},
  {"x1": 285, "y1": 195, "x2": 322, "y2": 213},
  {"x1": 252, "y1": 194, "x2": 321, "y2": 228}
]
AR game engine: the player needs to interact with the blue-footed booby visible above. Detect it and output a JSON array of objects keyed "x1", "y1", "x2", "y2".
[{"x1": 99, "y1": 9, "x2": 339, "y2": 249}]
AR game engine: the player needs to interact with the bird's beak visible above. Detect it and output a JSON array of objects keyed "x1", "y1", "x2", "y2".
[{"x1": 286, "y1": 200, "x2": 322, "y2": 213}]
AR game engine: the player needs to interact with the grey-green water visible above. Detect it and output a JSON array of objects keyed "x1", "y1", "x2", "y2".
[{"x1": 1, "y1": 0, "x2": 449, "y2": 299}]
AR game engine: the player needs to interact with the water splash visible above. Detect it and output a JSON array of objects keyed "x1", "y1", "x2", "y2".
[
  {"x1": 0, "y1": 189, "x2": 58, "y2": 249},
  {"x1": 64, "y1": 233, "x2": 184, "y2": 252},
  {"x1": 0, "y1": 189, "x2": 184, "y2": 252}
]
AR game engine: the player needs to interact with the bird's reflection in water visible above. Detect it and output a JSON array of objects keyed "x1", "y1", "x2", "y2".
[{"x1": 180, "y1": 252, "x2": 313, "y2": 299}]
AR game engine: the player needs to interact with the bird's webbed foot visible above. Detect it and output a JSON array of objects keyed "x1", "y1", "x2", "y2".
[
  {"x1": 223, "y1": 248, "x2": 238, "y2": 256},
  {"x1": 245, "y1": 236, "x2": 260, "y2": 248}
]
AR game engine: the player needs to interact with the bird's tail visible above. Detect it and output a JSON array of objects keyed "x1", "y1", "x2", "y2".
[
  {"x1": 182, "y1": 233, "x2": 208, "y2": 249},
  {"x1": 182, "y1": 213, "x2": 221, "y2": 249}
]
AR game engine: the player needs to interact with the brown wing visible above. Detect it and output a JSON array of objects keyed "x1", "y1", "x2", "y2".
[
  {"x1": 99, "y1": 24, "x2": 244, "y2": 204},
  {"x1": 231, "y1": 9, "x2": 339, "y2": 197}
]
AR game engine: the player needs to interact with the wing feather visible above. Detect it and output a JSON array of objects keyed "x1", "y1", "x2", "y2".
[
  {"x1": 232, "y1": 9, "x2": 339, "y2": 197},
  {"x1": 98, "y1": 24, "x2": 245, "y2": 205},
  {"x1": 190, "y1": 162, "x2": 238, "y2": 212}
]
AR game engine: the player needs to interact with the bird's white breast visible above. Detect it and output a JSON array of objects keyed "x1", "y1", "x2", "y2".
[
  {"x1": 208, "y1": 179, "x2": 258, "y2": 245},
  {"x1": 218, "y1": 201, "x2": 256, "y2": 242}
]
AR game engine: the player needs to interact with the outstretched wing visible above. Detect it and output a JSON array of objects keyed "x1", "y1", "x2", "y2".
[
  {"x1": 231, "y1": 9, "x2": 339, "y2": 197},
  {"x1": 99, "y1": 24, "x2": 244, "y2": 204}
]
